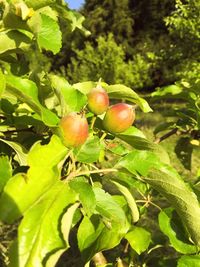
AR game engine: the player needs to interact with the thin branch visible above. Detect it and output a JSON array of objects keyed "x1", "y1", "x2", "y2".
[
  {"x1": 154, "y1": 128, "x2": 178, "y2": 144},
  {"x1": 64, "y1": 168, "x2": 118, "y2": 181},
  {"x1": 2, "y1": 127, "x2": 34, "y2": 134}
]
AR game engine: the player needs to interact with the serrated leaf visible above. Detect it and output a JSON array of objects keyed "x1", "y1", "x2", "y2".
[
  {"x1": 116, "y1": 127, "x2": 170, "y2": 164},
  {"x1": 78, "y1": 215, "x2": 104, "y2": 254},
  {"x1": 116, "y1": 126, "x2": 155, "y2": 150},
  {"x1": 5, "y1": 74, "x2": 59, "y2": 126},
  {"x1": 0, "y1": 135, "x2": 68, "y2": 223},
  {"x1": 49, "y1": 74, "x2": 87, "y2": 115},
  {"x1": 159, "y1": 208, "x2": 196, "y2": 254},
  {"x1": 78, "y1": 214, "x2": 129, "y2": 263},
  {"x1": 0, "y1": 156, "x2": 12, "y2": 193},
  {"x1": 117, "y1": 150, "x2": 200, "y2": 246},
  {"x1": 75, "y1": 136, "x2": 102, "y2": 163},
  {"x1": 16, "y1": 182, "x2": 77, "y2": 267},
  {"x1": 69, "y1": 177, "x2": 96, "y2": 216},
  {"x1": 111, "y1": 181, "x2": 139, "y2": 223},
  {"x1": 104, "y1": 84, "x2": 152, "y2": 113},
  {"x1": 0, "y1": 138, "x2": 27, "y2": 166},
  {"x1": 177, "y1": 255, "x2": 200, "y2": 267},
  {"x1": 34, "y1": 13, "x2": 62, "y2": 54},
  {"x1": 93, "y1": 187, "x2": 127, "y2": 224},
  {"x1": 0, "y1": 30, "x2": 31, "y2": 54},
  {"x1": 0, "y1": 69, "x2": 6, "y2": 98},
  {"x1": 125, "y1": 226, "x2": 151, "y2": 254}
]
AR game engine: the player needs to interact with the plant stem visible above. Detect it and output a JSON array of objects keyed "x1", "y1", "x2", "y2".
[
  {"x1": 100, "y1": 132, "x2": 107, "y2": 141},
  {"x1": 154, "y1": 128, "x2": 178, "y2": 144},
  {"x1": 91, "y1": 116, "x2": 97, "y2": 129},
  {"x1": 65, "y1": 168, "x2": 118, "y2": 181}
]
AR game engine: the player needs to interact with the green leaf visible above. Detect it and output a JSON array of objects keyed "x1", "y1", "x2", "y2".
[
  {"x1": 0, "y1": 30, "x2": 31, "y2": 54},
  {"x1": 0, "y1": 156, "x2": 12, "y2": 193},
  {"x1": 78, "y1": 215, "x2": 129, "y2": 263},
  {"x1": 73, "y1": 81, "x2": 96, "y2": 94},
  {"x1": 93, "y1": 187, "x2": 127, "y2": 224},
  {"x1": 14, "y1": 182, "x2": 77, "y2": 267},
  {"x1": 46, "y1": 202, "x2": 79, "y2": 267},
  {"x1": 117, "y1": 150, "x2": 200, "y2": 246},
  {"x1": 154, "y1": 122, "x2": 175, "y2": 135},
  {"x1": 69, "y1": 177, "x2": 96, "y2": 216},
  {"x1": 125, "y1": 226, "x2": 151, "y2": 254},
  {"x1": 29, "y1": 13, "x2": 62, "y2": 54},
  {"x1": 0, "y1": 138, "x2": 27, "y2": 166},
  {"x1": 75, "y1": 136, "x2": 102, "y2": 163},
  {"x1": 152, "y1": 84, "x2": 183, "y2": 98},
  {"x1": 0, "y1": 135, "x2": 68, "y2": 223},
  {"x1": 104, "y1": 84, "x2": 152, "y2": 113},
  {"x1": 0, "y1": 69, "x2": 6, "y2": 98},
  {"x1": 5, "y1": 74, "x2": 59, "y2": 126},
  {"x1": 175, "y1": 137, "x2": 193, "y2": 170},
  {"x1": 87, "y1": 220, "x2": 129, "y2": 262},
  {"x1": 116, "y1": 127, "x2": 170, "y2": 164},
  {"x1": 159, "y1": 208, "x2": 196, "y2": 254},
  {"x1": 177, "y1": 255, "x2": 200, "y2": 267},
  {"x1": 111, "y1": 181, "x2": 139, "y2": 223},
  {"x1": 78, "y1": 215, "x2": 104, "y2": 255},
  {"x1": 24, "y1": 0, "x2": 56, "y2": 9},
  {"x1": 49, "y1": 74, "x2": 87, "y2": 115},
  {"x1": 116, "y1": 126, "x2": 155, "y2": 150}
]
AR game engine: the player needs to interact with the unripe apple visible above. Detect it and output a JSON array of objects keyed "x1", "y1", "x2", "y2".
[
  {"x1": 59, "y1": 113, "x2": 89, "y2": 147},
  {"x1": 103, "y1": 103, "x2": 135, "y2": 133},
  {"x1": 87, "y1": 86, "x2": 109, "y2": 115}
]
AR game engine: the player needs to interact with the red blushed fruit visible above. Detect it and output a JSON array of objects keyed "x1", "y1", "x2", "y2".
[
  {"x1": 103, "y1": 103, "x2": 135, "y2": 133},
  {"x1": 87, "y1": 87, "x2": 109, "y2": 115},
  {"x1": 59, "y1": 113, "x2": 89, "y2": 147}
]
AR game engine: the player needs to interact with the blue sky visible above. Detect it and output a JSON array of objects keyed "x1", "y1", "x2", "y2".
[{"x1": 65, "y1": 0, "x2": 85, "y2": 9}]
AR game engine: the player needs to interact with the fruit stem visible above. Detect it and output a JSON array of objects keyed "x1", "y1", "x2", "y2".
[
  {"x1": 91, "y1": 115, "x2": 97, "y2": 129},
  {"x1": 100, "y1": 132, "x2": 107, "y2": 141}
]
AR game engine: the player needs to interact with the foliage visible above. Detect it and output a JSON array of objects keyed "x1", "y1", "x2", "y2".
[
  {"x1": 67, "y1": 34, "x2": 154, "y2": 89},
  {"x1": 0, "y1": 1, "x2": 200, "y2": 267},
  {"x1": 152, "y1": 0, "x2": 200, "y2": 177}
]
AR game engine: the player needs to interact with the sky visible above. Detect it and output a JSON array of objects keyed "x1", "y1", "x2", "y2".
[{"x1": 65, "y1": 0, "x2": 85, "y2": 10}]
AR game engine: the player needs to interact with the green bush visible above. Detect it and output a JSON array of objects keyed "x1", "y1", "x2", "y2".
[{"x1": 66, "y1": 34, "x2": 154, "y2": 90}]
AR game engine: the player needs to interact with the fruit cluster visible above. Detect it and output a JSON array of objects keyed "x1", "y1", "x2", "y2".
[{"x1": 59, "y1": 86, "x2": 135, "y2": 147}]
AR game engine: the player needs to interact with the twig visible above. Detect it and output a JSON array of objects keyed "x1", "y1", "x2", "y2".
[
  {"x1": 154, "y1": 128, "x2": 178, "y2": 144},
  {"x1": 2, "y1": 127, "x2": 35, "y2": 135},
  {"x1": 64, "y1": 168, "x2": 118, "y2": 181}
]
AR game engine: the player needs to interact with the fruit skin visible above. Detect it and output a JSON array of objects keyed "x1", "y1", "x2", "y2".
[
  {"x1": 87, "y1": 87, "x2": 109, "y2": 115},
  {"x1": 103, "y1": 103, "x2": 135, "y2": 133},
  {"x1": 59, "y1": 113, "x2": 89, "y2": 147}
]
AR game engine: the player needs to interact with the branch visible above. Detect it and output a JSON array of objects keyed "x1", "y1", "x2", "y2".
[
  {"x1": 2, "y1": 127, "x2": 34, "y2": 135},
  {"x1": 64, "y1": 168, "x2": 118, "y2": 181},
  {"x1": 154, "y1": 128, "x2": 178, "y2": 144}
]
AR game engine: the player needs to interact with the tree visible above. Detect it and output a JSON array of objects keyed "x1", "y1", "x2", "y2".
[{"x1": 82, "y1": 0, "x2": 135, "y2": 52}]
